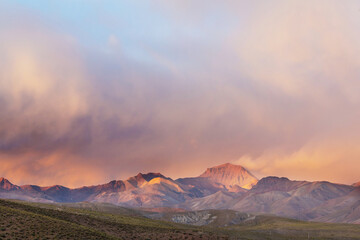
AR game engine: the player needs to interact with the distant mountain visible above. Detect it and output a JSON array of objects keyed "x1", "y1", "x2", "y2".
[
  {"x1": 307, "y1": 188, "x2": 360, "y2": 224},
  {"x1": 0, "y1": 164, "x2": 359, "y2": 224},
  {"x1": 199, "y1": 163, "x2": 258, "y2": 190},
  {"x1": 0, "y1": 177, "x2": 19, "y2": 191},
  {"x1": 0, "y1": 163, "x2": 257, "y2": 206},
  {"x1": 176, "y1": 163, "x2": 257, "y2": 196},
  {"x1": 230, "y1": 176, "x2": 357, "y2": 223},
  {"x1": 0, "y1": 173, "x2": 193, "y2": 207},
  {"x1": 176, "y1": 176, "x2": 360, "y2": 224},
  {"x1": 89, "y1": 173, "x2": 192, "y2": 207},
  {"x1": 176, "y1": 177, "x2": 226, "y2": 197},
  {"x1": 0, "y1": 178, "x2": 53, "y2": 203},
  {"x1": 353, "y1": 181, "x2": 360, "y2": 187},
  {"x1": 250, "y1": 176, "x2": 307, "y2": 193},
  {"x1": 178, "y1": 191, "x2": 241, "y2": 211}
]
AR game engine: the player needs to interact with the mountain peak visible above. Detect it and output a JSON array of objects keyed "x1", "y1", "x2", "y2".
[
  {"x1": 123, "y1": 172, "x2": 168, "y2": 189},
  {"x1": 212, "y1": 162, "x2": 235, "y2": 167},
  {"x1": 135, "y1": 172, "x2": 166, "y2": 182},
  {"x1": 352, "y1": 181, "x2": 360, "y2": 187},
  {"x1": 43, "y1": 185, "x2": 69, "y2": 190},
  {"x1": 199, "y1": 163, "x2": 258, "y2": 190},
  {"x1": 0, "y1": 177, "x2": 19, "y2": 190},
  {"x1": 251, "y1": 176, "x2": 307, "y2": 193}
]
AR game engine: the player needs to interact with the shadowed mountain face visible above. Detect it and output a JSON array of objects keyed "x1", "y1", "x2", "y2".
[
  {"x1": 305, "y1": 188, "x2": 360, "y2": 224},
  {"x1": 250, "y1": 177, "x2": 308, "y2": 193},
  {"x1": 177, "y1": 191, "x2": 241, "y2": 211},
  {"x1": 0, "y1": 164, "x2": 359, "y2": 224}
]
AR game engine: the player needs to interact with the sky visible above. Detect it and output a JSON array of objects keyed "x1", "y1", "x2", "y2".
[{"x1": 1, "y1": 0, "x2": 360, "y2": 187}]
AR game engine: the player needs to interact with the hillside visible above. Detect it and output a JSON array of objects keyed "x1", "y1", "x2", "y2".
[
  {"x1": 0, "y1": 199, "x2": 226, "y2": 239},
  {"x1": 230, "y1": 177, "x2": 358, "y2": 223},
  {"x1": 1, "y1": 199, "x2": 360, "y2": 240}
]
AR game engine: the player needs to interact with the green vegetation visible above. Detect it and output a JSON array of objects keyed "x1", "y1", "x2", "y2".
[
  {"x1": 0, "y1": 199, "x2": 359, "y2": 239},
  {"x1": 0, "y1": 204, "x2": 112, "y2": 239},
  {"x1": 224, "y1": 215, "x2": 360, "y2": 240},
  {"x1": 0, "y1": 199, "x2": 224, "y2": 239}
]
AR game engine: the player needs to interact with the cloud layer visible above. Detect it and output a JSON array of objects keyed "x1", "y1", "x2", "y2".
[{"x1": 0, "y1": 1, "x2": 360, "y2": 187}]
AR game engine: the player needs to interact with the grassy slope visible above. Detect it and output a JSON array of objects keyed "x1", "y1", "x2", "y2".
[
  {"x1": 0, "y1": 199, "x2": 226, "y2": 239},
  {"x1": 140, "y1": 208, "x2": 360, "y2": 240},
  {"x1": 0, "y1": 205, "x2": 113, "y2": 240},
  {"x1": 224, "y1": 215, "x2": 360, "y2": 240},
  {"x1": 0, "y1": 199, "x2": 360, "y2": 240}
]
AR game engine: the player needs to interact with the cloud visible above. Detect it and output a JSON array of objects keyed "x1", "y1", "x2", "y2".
[
  {"x1": 0, "y1": 1, "x2": 360, "y2": 187},
  {"x1": 108, "y1": 34, "x2": 119, "y2": 47},
  {"x1": 0, "y1": 7, "x2": 98, "y2": 186},
  {"x1": 0, "y1": 10, "x2": 89, "y2": 151},
  {"x1": 235, "y1": 136, "x2": 360, "y2": 184}
]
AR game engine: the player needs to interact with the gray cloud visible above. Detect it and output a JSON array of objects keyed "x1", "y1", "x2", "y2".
[{"x1": 0, "y1": 1, "x2": 360, "y2": 187}]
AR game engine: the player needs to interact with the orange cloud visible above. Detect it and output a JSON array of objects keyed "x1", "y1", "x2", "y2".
[{"x1": 235, "y1": 135, "x2": 360, "y2": 184}]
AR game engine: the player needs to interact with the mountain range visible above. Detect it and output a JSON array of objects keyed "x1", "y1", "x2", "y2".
[{"x1": 1, "y1": 163, "x2": 359, "y2": 224}]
